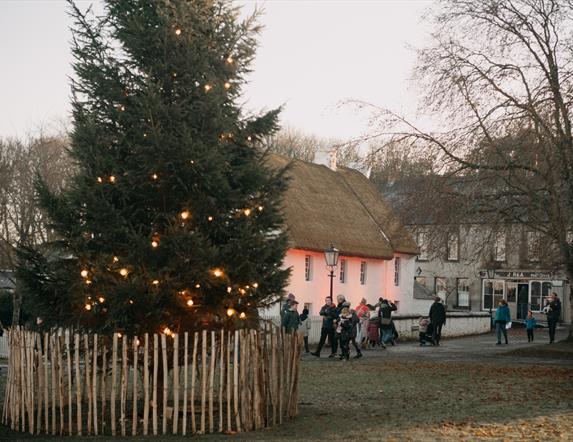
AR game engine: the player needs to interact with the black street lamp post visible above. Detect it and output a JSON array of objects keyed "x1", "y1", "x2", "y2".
[{"x1": 324, "y1": 243, "x2": 340, "y2": 301}]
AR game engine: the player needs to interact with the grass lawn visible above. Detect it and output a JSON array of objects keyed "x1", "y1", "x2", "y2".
[{"x1": 1, "y1": 339, "x2": 572, "y2": 441}]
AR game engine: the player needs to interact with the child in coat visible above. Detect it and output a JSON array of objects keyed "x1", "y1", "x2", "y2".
[
  {"x1": 418, "y1": 317, "x2": 430, "y2": 345},
  {"x1": 525, "y1": 310, "x2": 537, "y2": 342}
]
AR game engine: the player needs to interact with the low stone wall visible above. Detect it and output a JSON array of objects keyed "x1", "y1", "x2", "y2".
[{"x1": 264, "y1": 312, "x2": 491, "y2": 344}]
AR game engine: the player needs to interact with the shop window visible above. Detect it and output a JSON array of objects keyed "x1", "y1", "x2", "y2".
[
  {"x1": 494, "y1": 231, "x2": 506, "y2": 262},
  {"x1": 447, "y1": 232, "x2": 459, "y2": 261},
  {"x1": 457, "y1": 278, "x2": 470, "y2": 307},
  {"x1": 540, "y1": 281, "x2": 552, "y2": 311},
  {"x1": 417, "y1": 231, "x2": 429, "y2": 261},
  {"x1": 339, "y1": 259, "x2": 347, "y2": 283},
  {"x1": 360, "y1": 261, "x2": 367, "y2": 285},
  {"x1": 394, "y1": 257, "x2": 400, "y2": 286},
  {"x1": 530, "y1": 281, "x2": 541, "y2": 311},
  {"x1": 483, "y1": 279, "x2": 504, "y2": 310},
  {"x1": 304, "y1": 255, "x2": 312, "y2": 281},
  {"x1": 527, "y1": 231, "x2": 541, "y2": 262}
]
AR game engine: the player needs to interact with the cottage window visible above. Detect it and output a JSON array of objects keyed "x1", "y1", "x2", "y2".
[
  {"x1": 494, "y1": 231, "x2": 506, "y2": 262},
  {"x1": 304, "y1": 255, "x2": 312, "y2": 281},
  {"x1": 394, "y1": 257, "x2": 400, "y2": 286},
  {"x1": 527, "y1": 231, "x2": 541, "y2": 262},
  {"x1": 416, "y1": 231, "x2": 429, "y2": 261},
  {"x1": 483, "y1": 279, "x2": 504, "y2": 310},
  {"x1": 457, "y1": 278, "x2": 470, "y2": 307},
  {"x1": 339, "y1": 259, "x2": 347, "y2": 283},
  {"x1": 435, "y1": 277, "x2": 447, "y2": 299},
  {"x1": 415, "y1": 276, "x2": 427, "y2": 287},
  {"x1": 447, "y1": 232, "x2": 459, "y2": 261},
  {"x1": 360, "y1": 261, "x2": 367, "y2": 285}
]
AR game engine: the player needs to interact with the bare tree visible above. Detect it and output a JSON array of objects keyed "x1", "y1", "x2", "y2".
[
  {"x1": 354, "y1": 0, "x2": 573, "y2": 337},
  {"x1": 0, "y1": 134, "x2": 73, "y2": 324}
]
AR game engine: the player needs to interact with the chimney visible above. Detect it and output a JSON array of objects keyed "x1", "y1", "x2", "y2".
[{"x1": 329, "y1": 149, "x2": 337, "y2": 171}]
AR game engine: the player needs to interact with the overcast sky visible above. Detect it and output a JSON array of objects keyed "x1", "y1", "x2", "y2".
[{"x1": 0, "y1": 0, "x2": 433, "y2": 143}]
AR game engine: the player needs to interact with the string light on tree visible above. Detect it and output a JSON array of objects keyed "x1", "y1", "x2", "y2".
[
  {"x1": 226, "y1": 308, "x2": 236, "y2": 317},
  {"x1": 204, "y1": 84, "x2": 212, "y2": 92},
  {"x1": 212, "y1": 268, "x2": 223, "y2": 278},
  {"x1": 151, "y1": 239, "x2": 159, "y2": 248},
  {"x1": 227, "y1": 286, "x2": 232, "y2": 293},
  {"x1": 186, "y1": 299, "x2": 194, "y2": 307},
  {"x1": 180, "y1": 210, "x2": 191, "y2": 220},
  {"x1": 84, "y1": 304, "x2": 92, "y2": 311},
  {"x1": 224, "y1": 82, "x2": 231, "y2": 89},
  {"x1": 257, "y1": 206, "x2": 263, "y2": 212},
  {"x1": 80, "y1": 269, "x2": 89, "y2": 278},
  {"x1": 239, "y1": 312, "x2": 246, "y2": 319},
  {"x1": 119, "y1": 268, "x2": 129, "y2": 277},
  {"x1": 97, "y1": 177, "x2": 103, "y2": 183},
  {"x1": 163, "y1": 326, "x2": 173, "y2": 336},
  {"x1": 195, "y1": 283, "x2": 201, "y2": 288},
  {"x1": 112, "y1": 256, "x2": 119, "y2": 263},
  {"x1": 151, "y1": 173, "x2": 158, "y2": 180},
  {"x1": 243, "y1": 208, "x2": 252, "y2": 216},
  {"x1": 109, "y1": 175, "x2": 116, "y2": 183},
  {"x1": 207, "y1": 216, "x2": 213, "y2": 222},
  {"x1": 152, "y1": 279, "x2": 160, "y2": 285},
  {"x1": 226, "y1": 56, "x2": 234, "y2": 64},
  {"x1": 175, "y1": 28, "x2": 182, "y2": 36},
  {"x1": 252, "y1": 282, "x2": 259, "y2": 288},
  {"x1": 85, "y1": 279, "x2": 92, "y2": 285},
  {"x1": 98, "y1": 296, "x2": 105, "y2": 303}
]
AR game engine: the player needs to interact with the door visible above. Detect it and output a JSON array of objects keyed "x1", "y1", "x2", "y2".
[
  {"x1": 506, "y1": 282, "x2": 517, "y2": 320},
  {"x1": 517, "y1": 283, "x2": 529, "y2": 319}
]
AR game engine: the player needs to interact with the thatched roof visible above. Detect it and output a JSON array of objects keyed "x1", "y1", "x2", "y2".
[{"x1": 267, "y1": 154, "x2": 418, "y2": 259}]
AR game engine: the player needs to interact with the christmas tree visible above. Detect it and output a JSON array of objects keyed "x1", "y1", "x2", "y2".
[{"x1": 18, "y1": 0, "x2": 290, "y2": 336}]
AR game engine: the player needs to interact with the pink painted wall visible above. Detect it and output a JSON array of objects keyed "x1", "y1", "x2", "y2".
[{"x1": 267, "y1": 249, "x2": 425, "y2": 315}]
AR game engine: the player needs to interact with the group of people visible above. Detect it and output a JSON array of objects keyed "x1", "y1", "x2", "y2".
[
  {"x1": 280, "y1": 290, "x2": 564, "y2": 356},
  {"x1": 493, "y1": 292, "x2": 562, "y2": 345},
  {"x1": 281, "y1": 293, "x2": 405, "y2": 360}
]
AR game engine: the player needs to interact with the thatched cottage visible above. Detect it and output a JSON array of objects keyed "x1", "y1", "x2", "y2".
[{"x1": 267, "y1": 154, "x2": 429, "y2": 316}]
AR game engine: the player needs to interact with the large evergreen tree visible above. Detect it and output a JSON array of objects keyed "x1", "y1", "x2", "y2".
[{"x1": 17, "y1": 0, "x2": 289, "y2": 335}]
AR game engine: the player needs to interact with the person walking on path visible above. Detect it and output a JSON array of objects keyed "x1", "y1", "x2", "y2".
[
  {"x1": 311, "y1": 297, "x2": 339, "y2": 358},
  {"x1": 354, "y1": 298, "x2": 369, "y2": 344},
  {"x1": 283, "y1": 300, "x2": 300, "y2": 334},
  {"x1": 349, "y1": 307, "x2": 363, "y2": 358},
  {"x1": 300, "y1": 307, "x2": 312, "y2": 353},
  {"x1": 545, "y1": 293, "x2": 562, "y2": 344},
  {"x1": 525, "y1": 311, "x2": 536, "y2": 342},
  {"x1": 494, "y1": 299, "x2": 511, "y2": 345},
  {"x1": 281, "y1": 293, "x2": 295, "y2": 328},
  {"x1": 336, "y1": 305, "x2": 354, "y2": 360},
  {"x1": 429, "y1": 296, "x2": 447, "y2": 346},
  {"x1": 379, "y1": 298, "x2": 397, "y2": 345}
]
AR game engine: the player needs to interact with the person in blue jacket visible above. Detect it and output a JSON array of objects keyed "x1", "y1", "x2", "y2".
[
  {"x1": 494, "y1": 299, "x2": 511, "y2": 345},
  {"x1": 524, "y1": 310, "x2": 537, "y2": 342}
]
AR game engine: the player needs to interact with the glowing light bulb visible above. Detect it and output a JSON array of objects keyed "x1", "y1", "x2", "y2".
[
  {"x1": 109, "y1": 175, "x2": 116, "y2": 183},
  {"x1": 212, "y1": 268, "x2": 223, "y2": 278},
  {"x1": 226, "y1": 308, "x2": 236, "y2": 317},
  {"x1": 247, "y1": 136, "x2": 252, "y2": 141},
  {"x1": 97, "y1": 177, "x2": 103, "y2": 183},
  {"x1": 113, "y1": 256, "x2": 119, "y2": 263},
  {"x1": 239, "y1": 288, "x2": 246, "y2": 295},
  {"x1": 163, "y1": 327, "x2": 172, "y2": 336},
  {"x1": 186, "y1": 299, "x2": 194, "y2": 307},
  {"x1": 180, "y1": 210, "x2": 190, "y2": 220},
  {"x1": 80, "y1": 270, "x2": 89, "y2": 278},
  {"x1": 175, "y1": 28, "x2": 182, "y2": 36},
  {"x1": 253, "y1": 282, "x2": 259, "y2": 288},
  {"x1": 135, "y1": 339, "x2": 140, "y2": 346},
  {"x1": 151, "y1": 173, "x2": 158, "y2": 180},
  {"x1": 85, "y1": 304, "x2": 92, "y2": 311},
  {"x1": 195, "y1": 283, "x2": 201, "y2": 288},
  {"x1": 226, "y1": 56, "x2": 234, "y2": 64},
  {"x1": 239, "y1": 312, "x2": 246, "y2": 319},
  {"x1": 244, "y1": 208, "x2": 252, "y2": 216},
  {"x1": 227, "y1": 287, "x2": 232, "y2": 293},
  {"x1": 224, "y1": 82, "x2": 231, "y2": 89},
  {"x1": 119, "y1": 268, "x2": 129, "y2": 277},
  {"x1": 117, "y1": 333, "x2": 123, "y2": 338},
  {"x1": 143, "y1": 133, "x2": 147, "y2": 138},
  {"x1": 258, "y1": 206, "x2": 263, "y2": 212},
  {"x1": 151, "y1": 240, "x2": 159, "y2": 248},
  {"x1": 152, "y1": 279, "x2": 159, "y2": 285},
  {"x1": 119, "y1": 105, "x2": 125, "y2": 111},
  {"x1": 207, "y1": 216, "x2": 213, "y2": 222},
  {"x1": 85, "y1": 280, "x2": 92, "y2": 285},
  {"x1": 129, "y1": 299, "x2": 133, "y2": 304},
  {"x1": 98, "y1": 296, "x2": 105, "y2": 303},
  {"x1": 204, "y1": 84, "x2": 212, "y2": 92}
]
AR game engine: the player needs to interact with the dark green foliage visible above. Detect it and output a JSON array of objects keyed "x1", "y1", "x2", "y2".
[{"x1": 17, "y1": 0, "x2": 289, "y2": 335}]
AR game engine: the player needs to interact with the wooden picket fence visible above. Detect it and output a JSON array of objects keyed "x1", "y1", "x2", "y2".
[{"x1": 2, "y1": 325, "x2": 301, "y2": 436}]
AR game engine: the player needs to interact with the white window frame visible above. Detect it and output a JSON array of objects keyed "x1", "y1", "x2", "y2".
[
  {"x1": 457, "y1": 277, "x2": 470, "y2": 307},
  {"x1": 417, "y1": 231, "x2": 429, "y2": 261},
  {"x1": 482, "y1": 279, "x2": 505, "y2": 310},
  {"x1": 527, "y1": 231, "x2": 541, "y2": 262},
  {"x1": 394, "y1": 257, "x2": 400, "y2": 286},
  {"x1": 435, "y1": 277, "x2": 447, "y2": 299},
  {"x1": 360, "y1": 261, "x2": 367, "y2": 285},
  {"x1": 339, "y1": 259, "x2": 347, "y2": 283},
  {"x1": 530, "y1": 280, "x2": 552, "y2": 313},
  {"x1": 304, "y1": 255, "x2": 312, "y2": 281},
  {"x1": 447, "y1": 232, "x2": 459, "y2": 261},
  {"x1": 494, "y1": 231, "x2": 506, "y2": 262}
]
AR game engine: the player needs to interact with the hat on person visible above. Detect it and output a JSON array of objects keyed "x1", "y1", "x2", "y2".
[
  {"x1": 342, "y1": 301, "x2": 351, "y2": 308},
  {"x1": 287, "y1": 293, "x2": 296, "y2": 301},
  {"x1": 434, "y1": 296, "x2": 441, "y2": 302}
]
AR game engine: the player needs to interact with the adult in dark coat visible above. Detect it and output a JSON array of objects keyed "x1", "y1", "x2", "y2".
[
  {"x1": 378, "y1": 299, "x2": 398, "y2": 344},
  {"x1": 311, "y1": 297, "x2": 338, "y2": 357},
  {"x1": 546, "y1": 293, "x2": 562, "y2": 344},
  {"x1": 429, "y1": 296, "x2": 447, "y2": 346}
]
